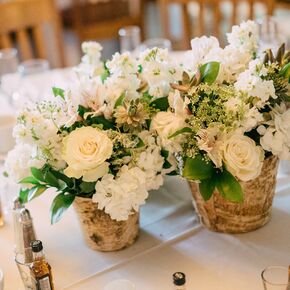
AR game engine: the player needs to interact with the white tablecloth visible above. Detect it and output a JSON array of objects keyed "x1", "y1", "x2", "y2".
[{"x1": 0, "y1": 68, "x2": 290, "y2": 290}]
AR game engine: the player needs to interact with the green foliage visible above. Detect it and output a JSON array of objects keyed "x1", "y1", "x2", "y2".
[
  {"x1": 79, "y1": 181, "x2": 96, "y2": 194},
  {"x1": 199, "y1": 177, "x2": 216, "y2": 201},
  {"x1": 114, "y1": 93, "x2": 126, "y2": 108},
  {"x1": 169, "y1": 127, "x2": 192, "y2": 139},
  {"x1": 52, "y1": 87, "x2": 65, "y2": 100},
  {"x1": 150, "y1": 97, "x2": 169, "y2": 111},
  {"x1": 280, "y1": 63, "x2": 290, "y2": 82},
  {"x1": 88, "y1": 116, "x2": 115, "y2": 130},
  {"x1": 78, "y1": 105, "x2": 91, "y2": 118},
  {"x1": 183, "y1": 154, "x2": 214, "y2": 180},
  {"x1": 27, "y1": 186, "x2": 47, "y2": 202},
  {"x1": 50, "y1": 193, "x2": 75, "y2": 224},
  {"x1": 216, "y1": 169, "x2": 243, "y2": 202},
  {"x1": 200, "y1": 62, "x2": 220, "y2": 84},
  {"x1": 19, "y1": 166, "x2": 80, "y2": 223},
  {"x1": 101, "y1": 62, "x2": 110, "y2": 82}
]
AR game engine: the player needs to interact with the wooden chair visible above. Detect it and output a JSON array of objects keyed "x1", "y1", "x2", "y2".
[
  {"x1": 0, "y1": 0, "x2": 65, "y2": 67},
  {"x1": 158, "y1": 0, "x2": 275, "y2": 49},
  {"x1": 71, "y1": 0, "x2": 145, "y2": 42}
]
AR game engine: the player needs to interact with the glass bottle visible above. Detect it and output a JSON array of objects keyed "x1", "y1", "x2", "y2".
[
  {"x1": 173, "y1": 272, "x2": 186, "y2": 290},
  {"x1": 19, "y1": 208, "x2": 36, "y2": 263},
  {"x1": 12, "y1": 196, "x2": 24, "y2": 253},
  {"x1": 30, "y1": 240, "x2": 54, "y2": 290}
]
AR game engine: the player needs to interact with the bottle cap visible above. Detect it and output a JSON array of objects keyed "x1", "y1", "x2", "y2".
[
  {"x1": 13, "y1": 196, "x2": 24, "y2": 210},
  {"x1": 19, "y1": 208, "x2": 32, "y2": 222},
  {"x1": 173, "y1": 272, "x2": 186, "y2": 286},
  {"x1": 31, "y1": 240, "x2": 43, "y2": 252}
]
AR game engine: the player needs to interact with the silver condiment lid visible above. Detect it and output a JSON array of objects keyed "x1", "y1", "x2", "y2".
[
  {"x1": 13, "y1": 197, "x2": 24, "y2": 210},
  {"x1": 19, "y1": 208, "x2": 32, "y2": 223}
]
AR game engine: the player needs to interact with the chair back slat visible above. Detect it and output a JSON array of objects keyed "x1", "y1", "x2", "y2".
[
  {"x1": 33, "y1": 26, "x2": 46, "y2": 59},
  {"x1": 0, "y1": 34, "x2": 13, "y2": 48},
  {"x1": 0, "y1": 0, "x2": 65, "y2": 67},
  {"x1": 17, "y1": 30, "x2": 33, "y2": 60},
  {"x1": 159, "y1": 0, "x2": 276, "y2": 49}
]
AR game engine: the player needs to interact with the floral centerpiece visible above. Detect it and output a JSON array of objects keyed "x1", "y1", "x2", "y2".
[
  {"x1": 150, "y1": 20, "x2": 290, "y2": 233},
  {"x1": 5, "y1": 43, "x2": 181, "y2": 251}
]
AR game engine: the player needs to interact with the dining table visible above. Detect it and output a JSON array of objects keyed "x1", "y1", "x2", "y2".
[{"x1": 0, "y1": 66, "x2": 290, "y2": 290}]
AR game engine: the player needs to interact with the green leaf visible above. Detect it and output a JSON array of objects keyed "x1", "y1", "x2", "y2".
[
  {"x1": 138, "y1": 64, "x2": 143, "y2": 73},
  {"x1": 101, "y1": 62, "x2": 110, "y2": 82},
  {"x1": 78, "y1": 105, "x2": 91, "y2": 118},
  {"x1": 114, "y1": 93, "x2": 125, "y2": 108},
  {"x1": 79, "y1": 181, "x2": 96, "y2": 193},
  {"x1": 50, "y1": 169, "x2": 74, "y2": 188},
  {"x1": 3, "y1": 171, "x2": 8, "y2": 178},
  {"x1": 142, "y1": 92, "x2": 153, "y2": 102},
  {"x1": 31, "y1": 167, "x2": 45, "y2": 182},
  {"x1": 183, "y1": 154, "x2": 214, "y2": 180},
  {"x1": 89, "y1": 116, "x2": 114, "y2": 130},
  {"x1": 200, "y1": 62, "x2": 220, "y2": 84},
  {"x1": 50, "y1": 193, "x2": 75, "y2": 224},
  {"x1": 150, "y1": 97, "x2": 169, "y2": 111},
  {"x1": 169, "y1": 127, "x2": 192, "y2": 139},
  {"x1": 280, "y1": 62, "x2": 290, "y2": 81},
  {"x1": 136, "y1": 137, "x2": 145, "y2": 148},
  {"x1": 44, "y1": 171, "x2": 60, "y2": 188},
  {"x1": 161, "y1": 149, "x2": 169, "y2": 159},
  {"x1": 19, "y1": 176, "x2": 39, "y2": 185},
  {"x1": 216, "y1": 169, "x2": 244, "y2": 203},
  {"x1": 199, "y1": 177, "x2": 216, "y2": 201},
  {"x1": 52, "y1": 87, "x2": 65, "y2": 100},
  {"x1": 19, "y1": 188, "x2": 29, "y2": 204},
  {"x1": 28, "y1": 186, "x2": 47, "y2": 202}
]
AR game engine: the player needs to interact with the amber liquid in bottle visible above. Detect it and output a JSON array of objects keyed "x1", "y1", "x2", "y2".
[{"x1": 30, "y1": 240, "x2": 54, "y2": 290}]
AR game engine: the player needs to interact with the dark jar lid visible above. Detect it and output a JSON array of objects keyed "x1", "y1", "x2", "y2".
[
  {"x1": 31, "y1": 240, "x2": 43, "y2": 252},
  {"x1": 173, "y1": 272, "x2": 186, "y2": 286}
]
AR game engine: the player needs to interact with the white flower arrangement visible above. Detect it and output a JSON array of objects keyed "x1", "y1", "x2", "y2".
[
  {"x1": 149, "y1": 21, "x2": 290, "y2": 202},
  {"x1": 5, "y1": 20, "x2": 290, "y2": 220},
  {"x1": 5, "y1": 45, "x2": 180, "y2": 223}
]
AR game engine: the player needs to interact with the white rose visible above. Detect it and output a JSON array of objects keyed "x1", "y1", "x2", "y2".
[
  {"x1": 151, "y1": 111, "x2": 186, "y2": 153},
  {"x1": 62, "y1": 127, "x2": 113, "y2": 182},
  {"x1": 223, "y1": 133, "x2": 264, "y2": 182}
]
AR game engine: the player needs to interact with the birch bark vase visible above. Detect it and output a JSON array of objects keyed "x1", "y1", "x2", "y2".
[
  {"x1": 73, "y1": 196, "x2": 139, "y2": 251},
  {"x1": 188, "y1": 156, "x2": 279, "y2": 233}
]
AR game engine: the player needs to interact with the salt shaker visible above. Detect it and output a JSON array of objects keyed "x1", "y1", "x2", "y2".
[{"x1": 173, "y1": 272, "x2": 186, "y2": 290}]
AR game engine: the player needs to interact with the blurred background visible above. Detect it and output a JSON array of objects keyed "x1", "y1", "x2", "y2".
[{"x1": 0, "y1": 0, "x2": 290, "y2": 68}]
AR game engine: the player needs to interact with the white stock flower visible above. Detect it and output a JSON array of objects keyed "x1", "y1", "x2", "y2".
[
  {"x1": 136, "y1": 146, "x2": 164, "y2": 191},
  {"x1": 106, "y1": 52, "x2": 138, "y2": 75},
  {"x1": 139, "y1": 48, "x2": 182, "y2": 98},
  {"x1": 151, "y1": 111, "x2": 186, "y2": 153},
  {"x1": 76, "y1": 41, "x2": 104, "y2": 77},
  {"x1": 5, "y1": 144, "x2": 45, "y2": 182},
  {"x1": 241, "y1": 106, "x2": 264, "y2": 132},
  {"x1": 190, "y1": 36, "x2": 220, "y2": 68},
  {"x1": 226, "y1": 20, "x2": 259, "y2": 56},
  {"x1": 234, "y1": 69, "x2": 277, "y2": 108},
  {"x1": 93, "y1": 166, "x2": 148, "y2": 221},
  {"x1": 62, "y1": 127, "x2": 112, "y2": 182},
  {"x1": 223, "y1": 133, "x2": 264, "y2": 181},
  {"x1": 259, "y1": 104, "x2": 290, "y2": 159}
]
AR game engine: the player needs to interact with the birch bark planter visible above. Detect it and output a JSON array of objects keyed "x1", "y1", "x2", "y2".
[
  {"x1": 188, "y1": 156, "x2": 279, "y2": 233},
  {"x1": 73, "y1": 196, "x2": 139, "y2": 251}
]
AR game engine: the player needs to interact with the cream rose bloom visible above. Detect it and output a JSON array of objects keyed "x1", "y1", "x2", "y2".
[
  {"x1": 62, "y1": 127, "x2": 113, "y2": 182},
  {"x1": 223, "y1": 133, "x2": 264, "y2": 182},
  {"x1": 151, "y1": 111, "x2": 186, "y2": 153}
]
